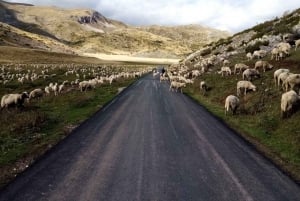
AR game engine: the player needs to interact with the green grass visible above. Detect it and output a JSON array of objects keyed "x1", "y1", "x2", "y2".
[
  {"x1": 184, "y1": 49, "x2": 300, "y2": 182},
  {"x1": 0, "y1": 73, "x2": 138, "y2": 186}
]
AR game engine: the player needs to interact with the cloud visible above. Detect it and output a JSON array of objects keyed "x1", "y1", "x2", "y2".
[{"x1": 3, "y1": 0, "x2": 300, "y2": 33}]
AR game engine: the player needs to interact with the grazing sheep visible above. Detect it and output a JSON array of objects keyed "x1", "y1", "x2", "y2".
[
  {"x1": 200, "y1": 81, "x2": 208, "y2": 93},
  {"x1": 253, "y1": 50, "x2": 267, "y2": 59},
  {"x1": 246, "y1": 52, "x2": 252, "y2": 61},
  {"x1": 237, "y1": 81, "x2": 256, "y2": 96},
  {"x1": 45, "y1": 86, "x2": 51, "y2": 95},
  {"x1": 271, "y1": 47, "x2": 280, "y2": 60},
  {"x1": 29, "y1": 88, "x2": 44, "y2": 101},
  {"x1": 225, "y1": 95, "x2": 239, "y2": 115},
  {"x1": 254, "y1": 60, "x2": 273, "y2": 72},
  {"x1": 169, "y1": 81, "x2": 186, "y2": 93},
  {"x1": 1, "y1": 92, "x2": 29, "y2": 109},
  {"x1": 278, "y1": 72, "x2": 293, "y2": 90},
  {"x1": 220, "y1": 66, "x2": 232, "y2": 77},
  {"x1": 79, "y1": 81, "x2": 95, "y2": 92},
  {"x1": 51, "y1": 83, "x2": 58, "y2": 96},
  {"x1": 58, "y1": 83, "x2": 65, "y2": 94},
  {"x1": 274, "y1": 69, "x2": 290, "y2": 87},
  {"x1": 283, "y1": 74, "x2": 300, "y2": 92},
  {"x1": 295, "y1": 39, "x2": 300, "y2": 50},
  {"x1": 281, "y1": 90, "x2": 300, "y2": 118},
  {"x1": 234, "y1": 63, "x2": 249, "y2": 74},
  {"x1": 242, "y1": 69, "x2": 260, "y2": 81},
  {"x1": 277, "y1": 42, "x2": 291, "y2": 56}
]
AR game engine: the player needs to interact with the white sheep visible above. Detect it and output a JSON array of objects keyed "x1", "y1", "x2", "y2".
[
  {"x1": 79, "y1": 81, "x2": 94, "y2": 92},
  {"x1": 45, "y1": 86, "x2": 51, "y2": 95},
  {"x1": 234, "y1": 63, "x2": 249, "y2": 74},
  {"x1": 220, "y1": 66, "x2": 232, "y2": 77},
  {"x1": 253, "y1": 50, "x2": 267, "y2": 59},
  {"x1": 29, "y1": 88, "x2": 44, "y2": 101},
  {"x1": 1, "y1": 92, "x2": 29, "y2": 109},
  {"x1": 254, "y1": 60, "x2": 273, "y2": 72},
  {"x1": 271, "y1": 47, "x2": 280, "y2": 61},
  {"x1": 281, "y1": 90, "x2": 300, "y2": 118},
  {"x1": 160, "y1": 75, "x2": 169, "y2": 82},
  {"x1": 278, "y1": 72, "x2": 293, "y2": 89},
  {"x1": 58, "y1": 84, "x2": 65, "y2": 94},
  {"x1": 169, "y1": 81, "x2": 186, "y2": 93},
  {"x1": 277, "y1": 42, "x2": 291, "y2": 56},
  {"x1": 225, "y1": 95, "x2": 239, "y2": 115},
  {"x1": 274, "y1": 69, "x2": 290, "y2": 87},
  {"x1": 283, "y1": 74, "x2": 300, "y2": 92},
  {"x1": 242, "y1": 69, "x2": 260, "y2": 81},
  {"x1": 246, "y1": 52, "x2": 252, "y2": 61},
  {"x1": 237, "y1": 81, "x2": 256, "y2": 96},
  {"x1": 51, "y1": 83, "x2": 58, "y2": 96},
  {"x1": 200, "y1": 81, "x2": 208, "y2": 93}
]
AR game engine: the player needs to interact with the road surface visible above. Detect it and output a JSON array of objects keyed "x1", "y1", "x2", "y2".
[{"x1": 0, "y1": 74, "x2": 299, "y2": 201}]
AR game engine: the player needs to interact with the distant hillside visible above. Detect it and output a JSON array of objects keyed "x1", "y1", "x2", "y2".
[
  {"x1": 140, "y1": 24, "x2": 229, "y2": 51},
  {"x1": 0, "y1": 0, "x2": 230, "y2": 57}
]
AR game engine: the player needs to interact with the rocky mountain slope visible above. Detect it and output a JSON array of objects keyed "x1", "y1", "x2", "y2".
[{"x1": 0, "y1": 0, "x2": 230, "y2": 57}]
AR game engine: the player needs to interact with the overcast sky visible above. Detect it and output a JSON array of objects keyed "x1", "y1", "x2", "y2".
[{"x1": 4, "y1": 0, "x2": 300, "y2": 33}]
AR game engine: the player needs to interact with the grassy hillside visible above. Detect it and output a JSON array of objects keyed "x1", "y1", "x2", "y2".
[{"x1": 181, "y1": 8, "x2": 300, "y2": 182}]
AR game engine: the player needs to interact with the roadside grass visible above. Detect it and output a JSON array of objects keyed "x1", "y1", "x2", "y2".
[
  {"x1": 0, "y1": 74, "x2": 138, "y2": 187},
  {"x1": 185, "y1": 49, "x2": 300, "y2": 182}
]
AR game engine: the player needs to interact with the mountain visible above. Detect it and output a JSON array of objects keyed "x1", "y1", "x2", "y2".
[{"x1": 0, "y1": 0, "x2": 230, "y2": 57}]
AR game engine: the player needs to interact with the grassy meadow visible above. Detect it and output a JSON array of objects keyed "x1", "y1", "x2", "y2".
[{"x1": 184, "y1": 48, "x2": 300, "y2": 182}]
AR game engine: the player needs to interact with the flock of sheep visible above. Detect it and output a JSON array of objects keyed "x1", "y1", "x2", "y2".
[
  {"x1": 157, "y1": 38, "x2": 300, "y2": 118},
  {"x1": 0, "y1": 63, "x2": 151, "y2": 109}
]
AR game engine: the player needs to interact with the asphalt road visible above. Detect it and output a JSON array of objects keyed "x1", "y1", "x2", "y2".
[{"x1": 0, "y1": 74, "x2": 299, "y2": 201}]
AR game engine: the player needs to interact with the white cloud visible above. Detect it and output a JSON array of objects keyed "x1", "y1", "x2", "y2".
[{"x1": 3, "y1": 0, "x2": 300, "y2": 33}]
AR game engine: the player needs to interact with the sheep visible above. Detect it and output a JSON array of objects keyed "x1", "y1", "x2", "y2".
[
  {"x1": 51, "y1": 83, "x2": 58, "y2": 96},
  {"x1": 278, "y1": 72, "x2": 293, "y2": 89},
  {"x1": 271, "y1": 47, "x2": 280, "y2": 60},
  {"x1": 29, "y1": 88, "x2": 44, "y2": 101},
  {"x1": 283, "y1": 74, "x2": 300, "y2": 92},
  {"x1": 1, "y1": 92, "x2": 29, "y2": 109},
  {"x1": 254, "y1": 60, "x2": 273, "y2": 72},
  {"x1": 295, "y1": 39, "x2": 300, "y2": 50},
  {"x1": 45, "y1": 86, "x2": 51, "y2": 95},
  {"x1": 169, "y1": 81, "x2": 186, "y2": 93},
  {"x1": 246, "y1": 52, "x2": 252, "y2": 61},
  {"x1": 277, "y1": 42, "x2": 291, "y2": 56},
  {"x1": 160, "y1": 75, "x2": 169, "y2": 82},
  {"x1": 234, "y1": 63, "x2": 249, "y2": 74},
  {"x1": 200, "y1": 81, "x2": 208, "y2": 93},
  {"x1": 79, "y1": 81, "x2": 94, "y2": 92},
  {"x1": 253, "y1": 50, "x2": 267, "y2": 59},
  {"x1": 242, "y1": 69, "x2": 260, "y2": 81},
  {"x1": 225, "y1": 95, "x2": 239, "y2": 115},
  {"x1": 237, "y1": 81, "x2": 256, "y2": 96},
  {"x1": 274, "y1": 69, "x2": 290, "y2": 87},
  {"x1": 58, "y1": 83, "x2": 65, "y2": 94},
  {"x1": 220, "y1": 66, "x2": 232, "y2": 77},
  {"x1": 153, "y1": 71, "x2": 160, "y2": 78},
  {"x1": 281, "y1": 90, "x2": 300, "y2": 118}
]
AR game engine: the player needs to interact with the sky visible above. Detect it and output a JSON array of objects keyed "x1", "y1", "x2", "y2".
[{"x1": 4, "y1": 0, "x2": 300, "y2": 33}]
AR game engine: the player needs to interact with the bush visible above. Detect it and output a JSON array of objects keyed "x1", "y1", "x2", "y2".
[
  {"x1": 200, "y1": 48, "x2": 211, "y2": 56},
  {"x1": 245, "y1": 40, "x2": 269, "y2": 53},
  {"x1": 226, "y1": 46, "x2": 235, "y2": 52}
]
